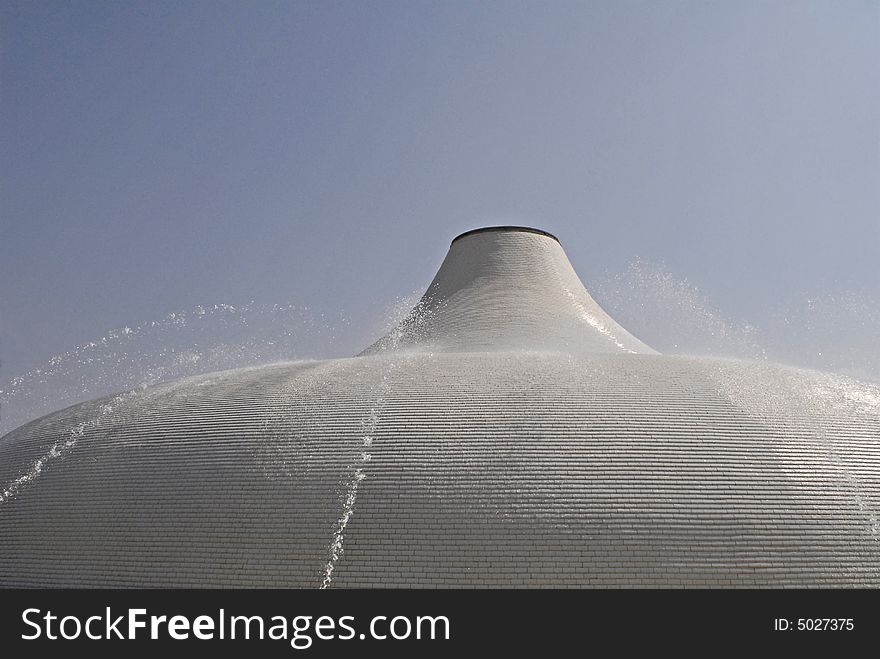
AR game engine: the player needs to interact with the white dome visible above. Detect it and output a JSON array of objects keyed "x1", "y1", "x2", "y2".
[{"x1": 1, "y1": 227, "x2": 878, "y2": 587}]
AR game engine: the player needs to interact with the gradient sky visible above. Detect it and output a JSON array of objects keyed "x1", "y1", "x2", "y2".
[{"x1": 1, "y1": 0, "x2": 878, "y2": 381}]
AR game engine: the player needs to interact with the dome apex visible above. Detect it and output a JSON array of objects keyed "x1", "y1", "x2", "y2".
[
  {"x1": 364, "y1": 226, "x2": 655, "y2": 355},
  {"x1": 451, "y1": 225, "x2": 560, "y2": 244}
]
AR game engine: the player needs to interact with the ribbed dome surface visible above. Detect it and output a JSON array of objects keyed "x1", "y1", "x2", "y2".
[
  {"x1": 1, "y1": 227, "x2": 879, "y2": 587},
  {"x1": 364, "y1": 227, "x2": 655, "y2": 355}
]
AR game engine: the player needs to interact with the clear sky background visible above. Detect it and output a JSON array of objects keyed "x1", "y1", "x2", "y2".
[{"x1": 1, "y1": 1, "x2": 878, "y2": 418}]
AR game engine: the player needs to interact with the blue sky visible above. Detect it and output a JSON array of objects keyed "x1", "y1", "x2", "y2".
[{"x1": 1, "y1": 0, "x2": 878, "y2": 383}]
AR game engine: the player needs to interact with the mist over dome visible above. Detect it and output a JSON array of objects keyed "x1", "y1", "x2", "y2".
[{"x1": 1, "y1": 227, "x2": 878, "y2": 587}]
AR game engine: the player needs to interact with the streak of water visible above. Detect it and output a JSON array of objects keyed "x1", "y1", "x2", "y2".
[
  {"x1": 320, "y1": 406, "x2": 380, "y2": 589},
  {"x1": 712, "y1": 361, "x2": 880, "y2": 540},
  {"x1": 593, "y1": 258, "x2": 879, "y2": 381},
  {"x1": 562, "y1": 287, "x2": 636, "y2": 353},
  {"x1": 0, "y1": 387, "x2": 143, "y2": 504},
  {"x1": 593, "y1": 258, "x2": 764, "y2": 359},
  {"x1": 0, "y1": 302, "x2": 349, "y2": 436},
  {"x1": 319, "y1": 297, "x2": 434, "y2": 587}
]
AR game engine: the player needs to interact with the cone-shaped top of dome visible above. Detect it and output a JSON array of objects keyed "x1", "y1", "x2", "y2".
[{"x1": 364, "y1": 226, "x2": 656, "y2": 355}]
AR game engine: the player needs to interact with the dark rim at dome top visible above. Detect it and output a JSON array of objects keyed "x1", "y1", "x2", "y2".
[{"x1": 451, "y1": 226, "x2": 560, "y2": 245}]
